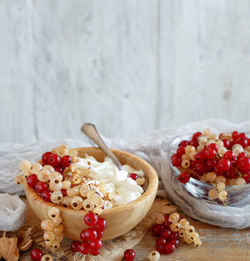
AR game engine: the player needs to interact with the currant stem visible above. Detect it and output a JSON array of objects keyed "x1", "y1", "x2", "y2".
[
  {"x1": 179, "y1": 167, "x2": 200, "y2": 180},
  {"x1": 231, "y1": 165, "x2": 242, "y2": 178}
]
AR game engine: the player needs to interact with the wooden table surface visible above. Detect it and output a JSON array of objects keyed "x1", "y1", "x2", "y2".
[
  {"x1": 135, "y1": 216, "x2": 250, "y2": 261},
  {"x1": 18, "y1": 207, "x2": 250, "y2": 261}
]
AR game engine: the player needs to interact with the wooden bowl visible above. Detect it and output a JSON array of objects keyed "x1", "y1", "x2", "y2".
[{"x1": 25, "y1": 147, "x2": 158, "y2": 241}]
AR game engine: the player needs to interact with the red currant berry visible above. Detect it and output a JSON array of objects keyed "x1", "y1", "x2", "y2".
[
  {"x1": 156, "y1": 244, "x2": 164, "y2": 254},
  {"x1": 89, "y1": 239, "x2": 103, "y2": 250},
  {"x1": 41, "y1": 151, "x2": 52, "y2": 164},
  {"x1": 156, "y1": 238, "x2": 166, "y2": 246},
  {"x1": 178, "y1": 171, "x2": 190, "y2": 184},
  {"x1": 224, "y1": 151, "x2": 236, "y2": 162},
  {"x1": 206, "y1": 159, "x2": 217, "y2": 171},
  {"x1": 60, "y1": 155, "x2": 72, "y2": 169},
  {"x1": 204, "y1": 148, "x2": 217, "y2": 159},
  {"x1": 207, "y1": 143, "x2": 218, "y2": 151},
  {"x1": 192, "y1": 132, "x2": 202, "y2": 141},
  {"x1": 35, "y1": 181, "x2": 49, "y2": 194},
  {"x1": 54, "y1": 166, "x2": 63, "y2": 173},
  {"x1": 47, "y1": 154, "x2": 61, "y2": 167},
  {"x1": 222, "y1": 139, "x2": 231, "y2": 149},
  {"x1": 30, "y1": 248, "x2": 43, "y2": 261},
  {"x1": 90, "y1": 248, "x2": 101, "y2": 256},
  {"x1": 27, "y1": 174, "x2": 39, "y2": 187},
  {"x1": 170, "y1": 239, "x2": 179, "y2": 248},
  {"x1": 80, "y1": 228, "x2": 97, "y2": 241},
  {"x1": 238, "y1": 152, "x2": 246, "y2": 159},
  {"x1": 171, "y1": 154, "x2": 181, "y2": 167},
  {"x1": 79, "y1": 242, "x2": 90, "y2": 255},
  {"x1": 129, "y1": 173, "x2": 138, "y2": 180},
  {"x1": 124, "y1": 249, "x2": 135, "y2": 260},
  {"x1": 243, "y1": 171, "x2": 250, "y2": 183},
  {"x1": 190, "y1": 139, "x2": 198, "y2": 147},
  {"x1": 194, "y1": 163, "x2": 206, "y2": 175},
  {"x1": 41, "y1": 190, "x2": 51, "y2": 202},
  {"x1": 237, "y1": 157, "x2": 250, "y2": 172},
  {"x1": 178, "y1": 140, "x2": 189, "y2": 147},
  {"x1": 94, "y1": 217, "x2": 107, "y2": 232},
  {"x1": 239, "y1": 132, "x2": 246, "y2": 139},
  {"x1": 225, "y1": 167, "x2": 238, "y2": 179},
  {"x1": 84, "y1": 212, "x2": 99, "y2": 226},
  {"x1": 218, "y1": 158, "x2": 231, "y2": 171},
  {"x1": 214, "y1": 165, "x2": 224, "y2": 176},
  {"x1": 232, "y1": 131, "x2": 239, "y2": 140},
  {"x1": 235, "y1": 137, "x2": 248, "y2": 148},
  {"x1": 61, "y1": 188, "x2": 67, "y2": 197},
  {"x1": 164, "y1": 214, "x2": 171, "y2": 226},
  {"x1": 164, "y1": 243, "x2": 175, "y2": 255},
  {"x1": 97, "y1": 230, "x2": 104, "y2": 239},
  {"x1": 170, "y1": 231, "x2": 179, "y2": 240},
  {"x1": 160, "y1": 227, "x2": 171, "y2": 239},
  {"x1": 152, "y1": 223, "x2": 164, "y2": 237},
  {"x1": 176, "y1": 146, "x2": 185, "y2": 157},
  {"x1": 195, "y1": 152, "x2": 206, "y2": 162},
  {"x1": 70, "y1": 241, "x2": 80, "y2": 252}
]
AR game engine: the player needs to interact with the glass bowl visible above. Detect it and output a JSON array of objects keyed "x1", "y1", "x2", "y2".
[{"x1": 167, "y1": 135, "x2": 250, "y2": 205}]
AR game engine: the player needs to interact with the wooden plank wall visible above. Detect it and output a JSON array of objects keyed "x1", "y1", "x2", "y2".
[{"x1": 0, "y1": 0, "x2": 249, "y2": 143}]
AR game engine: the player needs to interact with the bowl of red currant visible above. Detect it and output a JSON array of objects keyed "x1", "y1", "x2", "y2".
[{"x1": 168, "y1": 129, "x2": 250, "y2": 205}]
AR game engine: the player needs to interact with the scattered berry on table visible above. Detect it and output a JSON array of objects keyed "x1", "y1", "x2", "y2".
[
  {"x1": 123, "y1": 249, "x2": 136, "y2": 260},
  {"x1": 148, "y1": 250, "x2": 160, "y2": 261},
  {"x1": 30, "y1": 248, "x2": 43, "y2": 261}
]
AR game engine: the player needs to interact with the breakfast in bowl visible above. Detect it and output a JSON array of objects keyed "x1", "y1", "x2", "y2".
[
  {"x1": 170, "y1": 129, "x2": 250, "y2": 204},
  {"x1": 16, "y1": 144, "x2": 147, "y2": 210},
  {"x1": 15, "y1": 144, "x2": 158, "y2": 257}
]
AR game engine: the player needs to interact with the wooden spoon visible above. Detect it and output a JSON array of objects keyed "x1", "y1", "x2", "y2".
[{"x1": 81, "y1": 123, "x2": 123, "y2": 170}]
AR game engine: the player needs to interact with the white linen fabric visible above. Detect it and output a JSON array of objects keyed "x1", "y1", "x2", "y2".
[
  {"x1": 1, "y1": 119, "x2": 250, "y2": 230},
  {"x1": 0, "y1": 193, "x2": 26, "y2": 231}
]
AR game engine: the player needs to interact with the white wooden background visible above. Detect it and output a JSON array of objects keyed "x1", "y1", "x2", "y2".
[{"x1": 0, "y1": 0, "x2": 250, "y2": 143}]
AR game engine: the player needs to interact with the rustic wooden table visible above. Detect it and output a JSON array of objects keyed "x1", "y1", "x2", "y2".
[
  {"x1": 134, "y1": 217, "x2": 250, "y2": 261},
  {"x1": 18, "y1": 209, "x2": 250, "y2": 261}
]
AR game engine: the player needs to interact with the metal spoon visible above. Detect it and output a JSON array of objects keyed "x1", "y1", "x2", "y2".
[{"x1": 81, "y1": 123, "x2": 123, "y2": 170}]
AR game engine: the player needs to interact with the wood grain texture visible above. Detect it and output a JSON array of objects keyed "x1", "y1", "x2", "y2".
[
  {"x1": 158, "y1": 0, "x2": 250, "y2": 128},
  {"x1": 0, "y1": 1, "x2": 36, "y2": 143},
  {"x1": 18, "y1": 201, "x2": 250, "y2": 260},
  {"x1": 0, "y1": 0, "x2": 250, "y2": 143},
  {"x1": 30, "y1": 0, "x2": 157, "y2": 142},
  {"x1": 134, "y1": 216, "x2": 250, "y2": 260}
]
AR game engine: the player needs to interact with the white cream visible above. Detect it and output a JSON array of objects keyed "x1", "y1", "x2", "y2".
[{"x1": 74, "y1": 155, "x2": 144, "y2": 206}]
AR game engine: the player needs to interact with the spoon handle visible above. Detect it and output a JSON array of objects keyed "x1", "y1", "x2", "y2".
[{"x1": 81, "y1": 123, "x2": 123, "y2": 170}]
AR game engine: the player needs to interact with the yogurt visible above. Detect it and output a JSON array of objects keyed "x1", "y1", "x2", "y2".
[{"x1": 74, "y1": 155, "x2": 144, "y2": 206}]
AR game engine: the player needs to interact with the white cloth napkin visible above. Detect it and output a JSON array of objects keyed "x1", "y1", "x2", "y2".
[
  {"x1": 1, "y1": 119, "x2": 250, "y2": 230},
  {"x1": 0, "y1": 194, "x2": 26, "y2": 231}
]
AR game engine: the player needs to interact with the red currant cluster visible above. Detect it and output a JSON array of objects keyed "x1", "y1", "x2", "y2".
[
  {"x1": 30, "y1": 248, "x2": 52, "y2": 261},
  {"x1": 151, "y1": 212, "x2": 201, "y2": 256},
  {"x1": 25, "y1": 151, "x2": 72, "y2": 202},
  {"x1": 70, "y1": 212, "x2": 107, "y2": 256},
  {"x1": 171, "y1": 129, "x2": 250, "y2": 202},
  {"x1": 42, "y1": 152, "x2": 72, "y2": 172}
]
